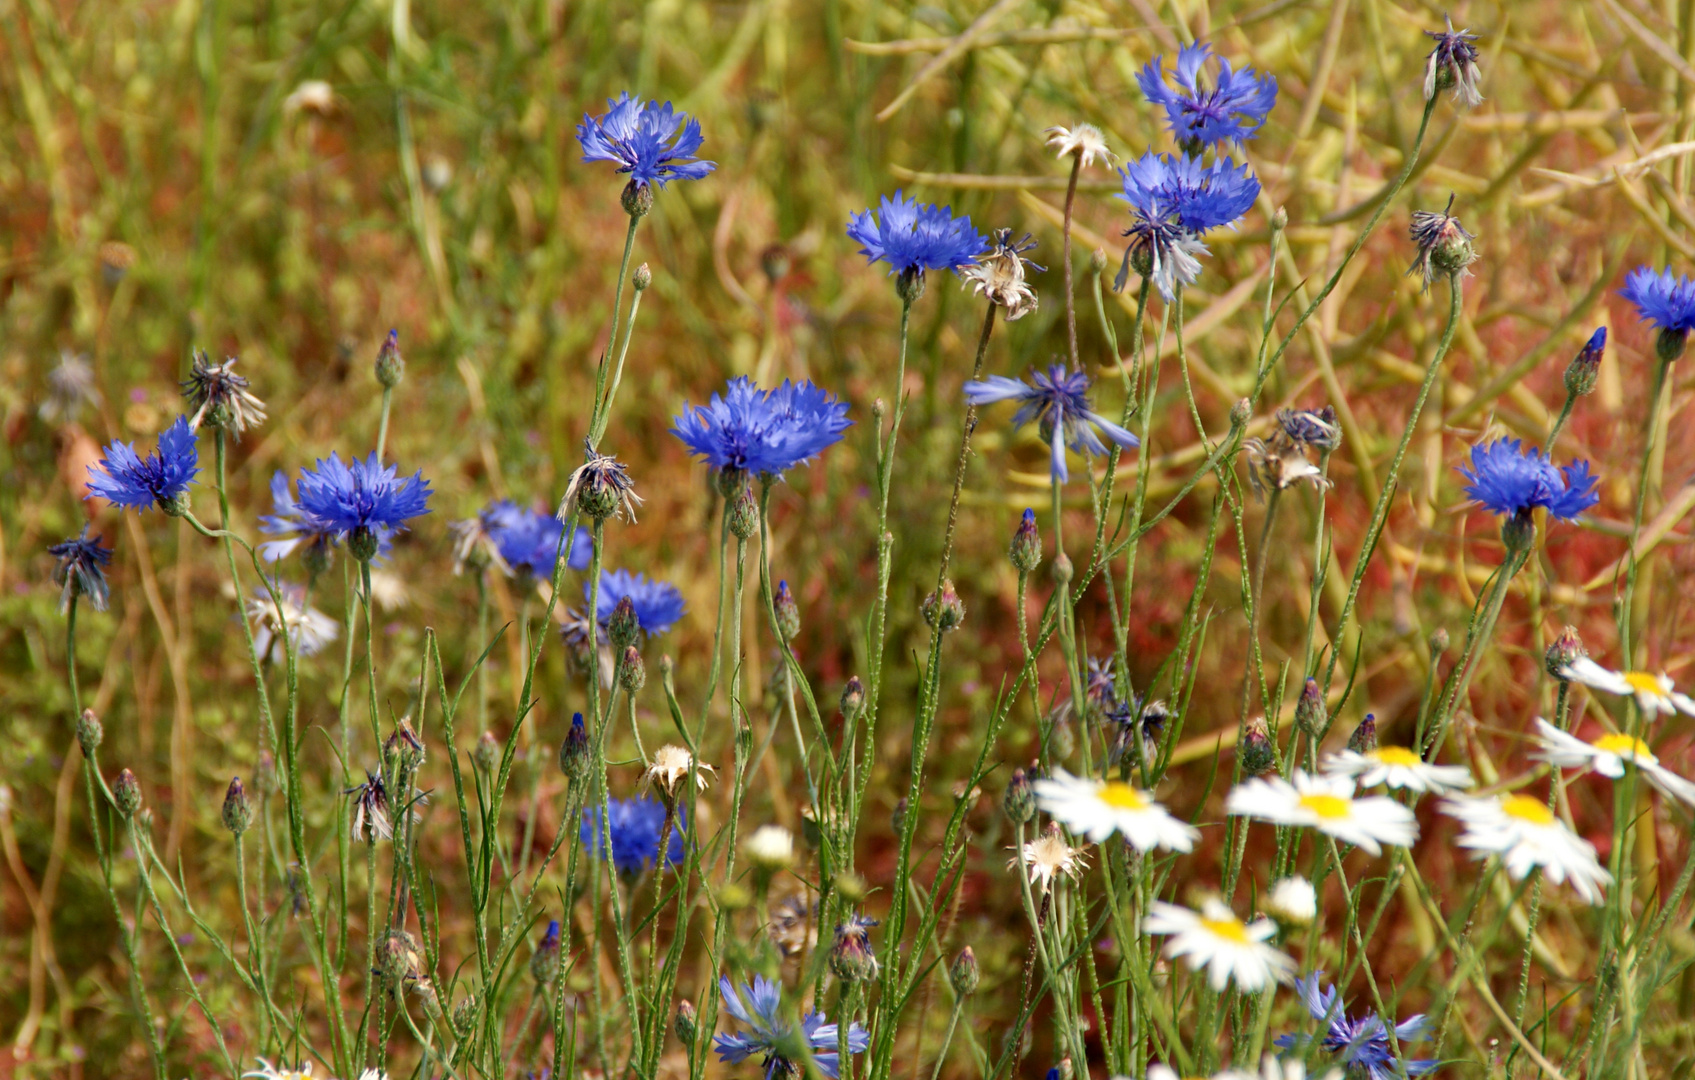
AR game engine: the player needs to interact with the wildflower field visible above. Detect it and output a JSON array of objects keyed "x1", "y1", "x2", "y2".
[{"x1": 8, "y1": 0, "x2": 1695, "y2": 1077}]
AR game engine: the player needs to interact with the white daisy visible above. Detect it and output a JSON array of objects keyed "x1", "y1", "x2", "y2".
[
  {"x1": 1322, "y1": 746, "x2": 1473, "y2": 795},
  {"x1": 1044, "y1": 124, "x2": 1117, "y2": 169},
  {"x1": 644, "y1": 744, "x2": 715, "y2": 804},
  {"x1": 1560, "y1": 657, "x2": 1695, "y2": 718},
  {"x1": 1143, "y1": 898, "x2": 1296, "y2": 992},
  {"x1": 1225, "y1": 770, "x2": 1418, "y2": 855},
  {"x1": 248, "y1": 585, "x2": 339, "y2": 659},
  {"x1": 1033, "y1": 768, "x2": 1200, "y2": 852},
  {"x1": 1264, "y1": 875, "x2": 1317, "y2": 926},
  {"x1": 1532, "y1": 717, "x2": 1695, "y2": 806},
  {"x1": 243, "y1": 1059, "x2": 315, "y2": 1080},
  {"x1": 1147, "y1": 1066, "x2": 1258, "y2": 1080},
  {"x1": 1441, "y1": 793, "x2": 1612, "y2": 905},
  {"x1": 1009, "y1": 826, "x2": 1090, "y2": 894}
]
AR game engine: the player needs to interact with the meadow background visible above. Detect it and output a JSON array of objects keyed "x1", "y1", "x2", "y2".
[{"x1": 3, "y1": 0, "x2": 1695, "y2": 1076}]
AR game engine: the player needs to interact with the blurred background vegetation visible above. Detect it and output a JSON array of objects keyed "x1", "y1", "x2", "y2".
[{"x1": 4, "y1": 0, "x2": 1695, "y2": 1074}]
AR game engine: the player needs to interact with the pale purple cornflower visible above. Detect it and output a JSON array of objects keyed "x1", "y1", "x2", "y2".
[
  {"x1": 964, "y1": 364, "x2": 1138, "y2": 482},
  {"x1": 1138, "y1": 42, "x2": 1277, "y2": 149}
]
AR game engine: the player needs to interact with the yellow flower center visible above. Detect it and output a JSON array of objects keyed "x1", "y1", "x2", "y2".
[
  {"x1": 1098, "y1": 782, "x2": 1148, "y2": 810},
  {"x1": 1374, "y1": 747, "x2": 1423, "y2": 768},
  {"x1": 1592, "y1": 733, "x2": 1655, "y2": 762},
  {"x1": 1622, "y1": 671, "x2": 1667, "y2": 697},
  {"x1": 1502, "y1": 795, "x2": 1555, "y2": 826},
  {"x1": 1298, "y1": 794, "x2": 1353, "y2": 820},
  {"x1": 1199, "y1": 916, "x2": 1251, "y2": 944}
]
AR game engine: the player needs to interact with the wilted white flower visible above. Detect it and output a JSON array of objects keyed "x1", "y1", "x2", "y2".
[
  {"x1": 1045, "y1": 124, "x2": 1117, "y2": 169},
  {"x1": 1010, "y1": 825, "x2": 1090, "y2": 894}
]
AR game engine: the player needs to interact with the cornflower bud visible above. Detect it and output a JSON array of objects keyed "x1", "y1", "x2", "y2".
[
  {"x1": 829, "y1": 915, "x2": 880, "y2": 983},
  {"x1": 922, "y1": 579, "x2": 965, "y2": 633},
  {"x1": 374, "y1": 328, "x2": 405, "y2": 388},
  {"x1": 380, "y1": 929, "x2": 424, "y2": 989},
  {"x1": 1240, "y1": 718, "x2": 1276, "y2": 776},
  {"x1": 1429, "y1": 628, "x2": 1451, "y2": 657},
  {"x1": 1546, "y1": 626, "x2": 1587, "y2": 681},
  {"x1": 1230, "y1": 397, "x2": 1253, "y2": 429},
  {"x1": 727, "y1": 486, "x2": 759, "y2": 541},
  {"x1": 112, "y1": 768, "x2": 142, "y2": 817},
  {"x1": 384, "y1": 717, "x2": 426, "y2": 772},
  {"x1": 452, "y1": 993, "x2": 478, "y2": 1041},
  {"x1": 1271, "y1": 206, "x2": 1288, "y2": 232},
  {"x1": 1089, "y1": 248, "x2": 1109, "y2": 274},
  {"x1": 633, "y1": 262, "x2": 653, "y2": 291},
  {"x1": 890, "y1": 797, "x2": 908, "y2": 837},
  {"x1": 608, "y1": 596, "x2": 641, "y2": 651},
  {"x1": 1347, "y1": 713, "x2": 1379, "y2": 754},
  {"x1": 1294, "y1": 678, "x2": 1326, "y2": 738},
  {"x1": 474, "y1": 731, "x2": 499, "y2": 774},
  {"x1": 618, "y1": 645, "x2": 646, "y2": 693},
  {"x1": 1003, "y1": 768, "x2": 1036, "y2": 826},
  {"x1": 949, "y1": 945, "x2": 980, "y2": 997},
  {"x1": 773, "y1": 579, "x2": 801, "y2": 641},
  {"x1": 675, "y1": 1000, "x2": 698, "y2": 1048},
  {"x1": 834, "y1": 870, "x2": 868, "y2": 903},
  {"x1": 1051, "y1": 552, "x2": 1074, "y2": 585},
  {"x1": 840, "y1": 676, "x2": 866, "y2": 720},
  {"x1": 1009, "y1": 508, "x2": 1042, "y2": 573},
  {"x1": 530, "y1": 920, "x2": 562, "y2": 984},
  {"x1": 77, "y1": 708, "x2": 103, "y2": 758},
  {"x1": 222, "y1": 777, "x2": 253, "y2": 837},
  {"x1": 1564, "y1": 328, "x2": 1605, "y2": 398}
]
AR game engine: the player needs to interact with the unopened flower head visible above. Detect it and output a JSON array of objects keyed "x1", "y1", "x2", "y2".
[
  {"x1": 1423, "y1": 15, "x2": 1483, "y2": 107},
  {"x1": 562, "y1": 440, "x2": 643, "y2": 522},
  {"x1": 672, "y1": 376, "x2": 853, "y2": 479},
  {"x1": 1226, "y1": 770, "x2": 1418, "y2": 855},
  {"x1": 590, "y1": 569, "x2": 686, "y2": 637},
  {"x1": 48, "y1": 526, "x2": 113, "y2": 613},
  {"x1": 1143, "y1": 897, "x2": 1295, "y2": 991},
  {"x1": 1559, "y1": 657, "x2": 1695, "y2": 718},
  {"x1": 1264, "y1": 875, "x2": 1316, "y2": 925},
  {"x1": 1115, "y1": 151, "x2": 1259, "y2": 301},
  {"x1": 1033, "y1": 768, "x2": 1198, "y2": 852},
  {"x1": 1276, "y1": 972, "x2": 1437, "y2": 1080},
  {"x1": 1010, "y1": 823, "x2": 1090, "y2": 893},
  {"x1": 1044, "y1": 124, "x2": 1117, "y2": 169},
  {"x1": 1533, "y1": 717, "x2": 1695, "y2": 806},
  {"x1": 714, "y1": 974, "x2": 868, "y2": 1080},
  {"x1": 1622, "y1": 265, "x2": 1695, "y2": 361},
  {"x1": 1441, "y1": 791, "x2": 1612, "y2": 904},
  {"x1": 581, "y1": 796, "x2": 686, "y2": 875},
  {"x1": 963, "y1": 363, "x2": 1138, "y2": 483},
  {"x1": 1407, "y1": 195, "x2": 1476, "y2": 288},
  {"x1": 1459, "y1": 437, "x2": 1598, "y2": 527},
  {"x1": 960, "y1": 228, "x2": 1042, "y2": 320},
  {"x1": 829, "y1": 913, "x2": 880, "y2": 983},
  {"x1": 1322, "y1": 746, "x2": 1473, "y2": 795},
  {"x1": 577, "y1": 92, "x2": 716, "y2": 194},
  {"x1": 87, "y1": 415, "x2": 200, "y2": 515},
  {"x1": 1138, "y1": 42, "x2": 1278, "y2": 150},
  {"x1": 1565, "y1": 327, "x2": 1606, "y2": 398},
  {"x1": 848, "y1": 191, "x2": 986, "y2": 295},
  {"x1": 248, "y1": 583, "x2": 339, "y2": 659},
  {"x1": 530, "y1": 919, "x2": 562, "y2": 984},
  {"x1": 182, "y1": 352, "x2": 266, "y2": 436}
]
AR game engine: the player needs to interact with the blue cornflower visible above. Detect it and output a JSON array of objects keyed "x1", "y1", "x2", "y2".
[
  {"x1": 963, "y1": 363, "x2": 1138, "y2": 483},
  {"x1": 714, "y1": 975, "x2": 869, "y2": 1080},
  {"x1": 1138, "y1": 42, "x2": 1277, "y2": 150},
  {"x1": 1459, "y1": 438, "x2": 1599, "y2": 523},
  {"x1": 493, "y1": 505, "x2": 592, "y2": 579},
  {"x1": 1115, "y1": 150, "x2": 1260, "y2": 301},
  {"x1": 294, "y1": 452, "x2": 433, "y2": 558},
  {"x1": 1623, "y1": 266, "x2": 1695, "y2": 361},
  {"x1": 580, "y1": 796, "x2": 686, "y2": 875},
  {"x1": 86, "y1": 415, "x2": 200, "y2": 514},
  {"x1": 589, "y1": 569, "x2": 686, "y2": 636},
  {"x1": 48, "y1": 526, "x2": 113, "y2": 613},
  {"x1": 671, "y1": 377, "x2": 853, "y2": 480},
  {"x1": 577, "y1": 92, "x2": 716, "y2": 192},
  {"x1": 258, "y1": 470, "x2": 391, "y2": 568},
  {"x1": 847, "y1": 191, "x2": 986, "y2": 295},
  {"x1": 1276, "y1": 972, "x2": 1437, "y2": 1080}
]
